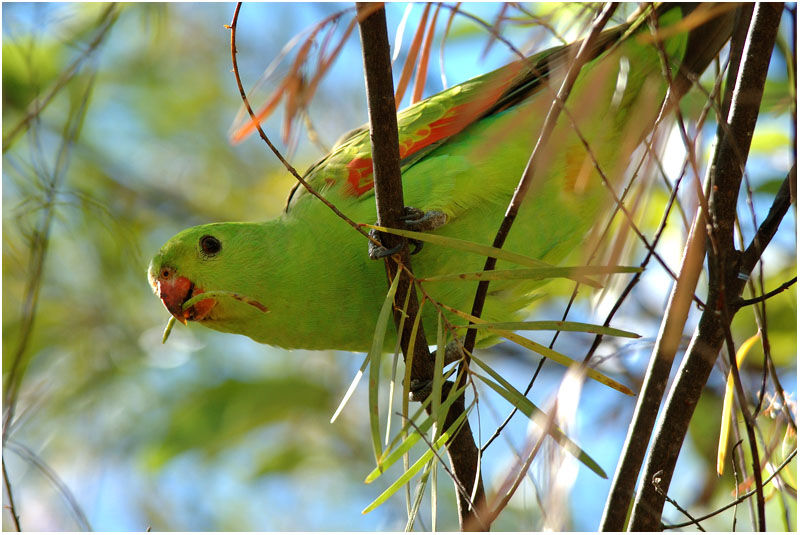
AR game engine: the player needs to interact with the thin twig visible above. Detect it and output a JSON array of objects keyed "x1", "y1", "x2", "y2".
[
  {"x1": 651, "y1": 470, "x2": 706, "y2": 531},
  {"x1": 737, "y1": 277, "x2": 797, "y2": 307},
  {"x1": 227, "y1": 3, "x2": 377, "y2": 247},
  {"x1": 730, "y1": 439, "x2": 744, "y2": 530},
  {"x1": 2, "y1": 3, "x2": 119, "y2": 153},
  {"x1": 662, "y1": 448, "x2": 797, "y2": 530},
  {"x1": 741, "y1": 168, "x2": 795, "y2": 272},
  {"x1": 462, "y1": 2, "x2": 619, "y2": 357},
  {"x1": 3, "y1": 457, "x2": 21, "y2": 531}
]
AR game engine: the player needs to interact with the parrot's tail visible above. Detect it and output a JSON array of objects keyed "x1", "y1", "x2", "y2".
[{"x1": 484, "y1": 3, "x2": 740, "y2": 120}]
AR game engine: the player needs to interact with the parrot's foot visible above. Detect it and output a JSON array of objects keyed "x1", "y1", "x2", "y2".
[
  {"x1": 409, "y1": 378, "x2": 462, "y2": 404},
  {"x1": 368, "y1": 207, "x2": 448, "y2": 259},
  {"x1": 408, "y1": 379, "x2": 433, "y2": 402},
  {"x1": 407, "y1": 341, "x2": 467, "y2": 402},
  {"x1": 400, "y1": 206, "x2": 448, "y2": 232}
]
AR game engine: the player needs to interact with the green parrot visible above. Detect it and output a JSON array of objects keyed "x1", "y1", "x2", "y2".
[{"x1": 148, "y1": 4, "x2": 736, "y2": 351}]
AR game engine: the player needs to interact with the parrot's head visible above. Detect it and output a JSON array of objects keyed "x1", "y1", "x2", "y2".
[{"x1": 148, "y1": 222, "x2": 271, "y2": 329}]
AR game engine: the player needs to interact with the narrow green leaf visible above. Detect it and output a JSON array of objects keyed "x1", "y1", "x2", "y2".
[
  {"x1": 364, "y1": 224, "x2": 601, "y2": 288},
  {"x1": 387, "y1": 281, "x2": 415, "y2": 445},
  {"x1": 457, "y1": 320, "x2": 640, "y2": 339},
  {"x1": 404, "y1": 459, "x2": 433, "y2": 530},
  {"x1": 487, "y1": 327, "x2": 634, "y2": 396},
  {"x1": 431, "y1": 312, "x2": 446, "y2": 441},
  {"x1": 161, "y1": 316, "x2": 176, "y2": 344},
  {"x1": 472, "y1": 357, "x2": 606, "y2": 479},
  {"x1": 420, "y1": 265, "x2": 642, "y2": 282},
  {"x1": 362, "y1": 404, "x2": 470, "y2": 514},
  {"x1": 366, "y1": 381, "x2": 468, "y2": 483},
  {"x1": 330, "y1": 354, "x2": 370, "y2": 423},
  {"x1": 369, "y1": 271, "x2": 402, "y2": 466},
  {"x1": 439, "y1": 303, "x2": 634, "y2": 396}
]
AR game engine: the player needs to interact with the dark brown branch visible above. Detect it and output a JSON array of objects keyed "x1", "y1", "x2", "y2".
[
  {"x1": 601, "y1": 8, "x2": 753, "y2": 528},
  {"x1": 355, "y1": 4, "x2": 487, "y2": 530},
  {"x1": 737, "y1": 276, "x2": 796, "y2": 307},
  {"x1": 741, "y1": 167, "x2": 796, "y2": 273},
  {"x1": 628, "y1": 4, "x2": 784, "y2": 530}
]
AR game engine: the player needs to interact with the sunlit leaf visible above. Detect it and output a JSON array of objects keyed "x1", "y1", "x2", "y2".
[
  {"x1": 419, "y1": 265, "x2": 641, "y2": 282},
  {"x1": 330, "y1": 353, "x2": 370, "y2": 424},
  {"x1": 440, "y1": 303, "x2": 635, "y2": 395},
  {"x1": 362, "y1": 403, "x2": 470, "y2": 514},
  {"x1": 369, "y1": 270, "x2": 402, "y2": 466},
  {"x1": 717, "y1": 331, "x2": 762, "y2": 475},
  {"x1": 472, "y1": 355, "x2": 606, "y2": 478}
]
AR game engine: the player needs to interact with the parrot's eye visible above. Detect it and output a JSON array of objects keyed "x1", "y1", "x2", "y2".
[{"x1": 199, "y1": 235, "x2": 222, "y2": 257}]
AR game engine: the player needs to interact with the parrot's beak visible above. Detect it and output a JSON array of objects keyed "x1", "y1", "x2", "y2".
[{"x1": 150, "y1": 264, "x2": 215, "y2": 323}]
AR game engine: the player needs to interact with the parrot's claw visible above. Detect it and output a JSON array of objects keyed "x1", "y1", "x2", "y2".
[
  {"x1": 408, "y1": 379, "x2": 433, "y2": 402},
  {"x1": 408, "y1": 340, "x2": 465, "y2": 402},
  {"x1": 400, "y1": 207, "x2": 448, "y2": 232},
  {"x1": 368, "y1": 207, "x2": 448, "y2": 260},
  {"x1": 368, "y1": 228, "x2": 404, "y2": 259},
  {"x1": 443, "y1": 338, "x2": 467, "y2": 365}
]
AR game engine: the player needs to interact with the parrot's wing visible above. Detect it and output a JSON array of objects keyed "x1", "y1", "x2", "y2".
[
  {"x1": 285, "y1": 4, "x2": 736, "y2": 219},
  {"x1": 284, "y1": 24, "x2": 627, "y2": 212}
]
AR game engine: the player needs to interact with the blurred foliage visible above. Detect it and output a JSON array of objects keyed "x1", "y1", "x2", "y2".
[{"x1": 1, "y1": 2, "x2": 796, "y2": 531}]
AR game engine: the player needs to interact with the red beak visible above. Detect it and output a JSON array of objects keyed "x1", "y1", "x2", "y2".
[{"x1": 156, "y1": 273, "x2": 215, "y2": 323}]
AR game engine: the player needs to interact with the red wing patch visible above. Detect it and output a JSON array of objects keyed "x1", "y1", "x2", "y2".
[
  {"x1": 345, "y1": 157, "x2": 375, "y2": 197},
  {"x1": 343, "y1": 101, "x2": 496, "y2": 198},
  {"x1": 341, "y1": 63, "x2": 523, "y2": 198}
]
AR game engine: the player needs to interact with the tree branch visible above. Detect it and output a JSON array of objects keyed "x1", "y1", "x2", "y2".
[
  {"x1": 737, "y1": 276, "x2": 796, "y2": 308},
  {"x1": 741, "y1": 167, "x2": 796, "y2": 273},
  {"x1": 355, "y1": 4, "x2": 487, "y2": 530},
  {"x1": 628, "y1": 4, "x2": 784, "y2": 530},
  {"x1": 599, "y1": 202, "x2": 707, "y2": 530},
  {"x1": 600, "y1": 9, "x2": 753, "y2": 528}
]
